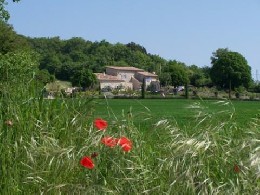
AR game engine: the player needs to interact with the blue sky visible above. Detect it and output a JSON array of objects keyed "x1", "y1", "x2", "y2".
[{"x1": 6, "y1": 0, "x2": 260, "y2": 80}]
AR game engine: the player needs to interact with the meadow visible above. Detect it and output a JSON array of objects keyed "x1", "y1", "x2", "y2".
[
  {"x1": 0, "y1": 96, "x2": 259, "y2": 194},
  {"x1": 93, "y1": 99, "x2": 260, "y2": 129}
]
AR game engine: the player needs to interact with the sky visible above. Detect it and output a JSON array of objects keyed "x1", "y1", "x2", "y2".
[{"x1": 6, "y1": 0, "x2": 260, "y2": 80}]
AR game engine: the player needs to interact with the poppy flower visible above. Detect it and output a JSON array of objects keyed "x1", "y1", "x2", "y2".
[
  {"x1": 118, "y1": 137, "x2": 132, "y2": 152},
  {"x1": 121, "y1": 144, "x2": 132, "y2": 152},
  {"x1": 94, "y1": 118, "x2": 108, "y2": 130},
  {"x1": 118, "y1": 137, "x2": 132, "y2": 146},
  {"x1": 234, "y1": 164, "x2": 240, "y2": 173},
  {"x1": 101, "y1": 136, "x2": 119, "y2": 148},
  {"x1": 80, "y1": 156, "x2": 95, "y2": 169}
]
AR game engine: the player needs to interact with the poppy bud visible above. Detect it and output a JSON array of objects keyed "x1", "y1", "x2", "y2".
[
  {"x1": 91, "y1": 152, "x2": 98, "y2": 158},
  {"x1": 234, "y1": 164, "x2": 240, "y2": 173}
]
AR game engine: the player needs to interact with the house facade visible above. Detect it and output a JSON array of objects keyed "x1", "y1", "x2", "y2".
[
  {"x1": 95, "y1": 66, "x2": 159, "y2": 91},
  {"x1": 94, "y1": 73, "x2": 128, "y2": 90},
  {"x1": 135, "y1": 71, "x2": 158, "y2": 86}
]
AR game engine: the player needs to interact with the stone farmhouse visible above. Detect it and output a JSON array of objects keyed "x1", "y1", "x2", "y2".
[{"x1": 95, "y1": 66, "x2": 159, "y2": 91}]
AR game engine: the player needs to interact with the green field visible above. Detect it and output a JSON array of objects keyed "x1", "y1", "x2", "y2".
[
  {"x1": 93, "y1": 99, "x2": 260, "y2": 128},
  {"x1": 1, "y1": 97, "x2": 259, "y2": 194}
]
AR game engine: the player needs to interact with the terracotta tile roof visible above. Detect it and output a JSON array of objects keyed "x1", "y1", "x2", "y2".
[
  {"x1": 94, "y1": 73, "x2": 125, "y2": 82},
  {"x1": 136, "y1": 71, "x2": 158, "y2": 77},
  {"x1": 106, "y1": 66, "x2": 144, "y2": 71}
]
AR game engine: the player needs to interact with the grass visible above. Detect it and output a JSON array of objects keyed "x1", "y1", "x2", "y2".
[
  {"x1": 1, "y1": 95, "x2": 259, "y2": 194},
  {"x1": 93, "y1": 99, "x2": 259, "y2": 128},
  {"x1": 46, "y1": 80, "x2": 72, "y2": 91}
]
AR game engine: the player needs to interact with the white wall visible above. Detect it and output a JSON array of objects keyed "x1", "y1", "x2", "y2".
[{"x1": 100, "y1": 81, "x2": 133, "y2": 90}]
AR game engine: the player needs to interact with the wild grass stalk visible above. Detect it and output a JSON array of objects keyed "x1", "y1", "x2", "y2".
[{"x1": 0, "y1": 86, "x2": 259, "y2": 194}]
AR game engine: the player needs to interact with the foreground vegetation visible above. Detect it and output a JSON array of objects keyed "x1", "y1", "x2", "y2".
[{"x1": 1, "y1": 95, "x2": 259, "y2": 194}]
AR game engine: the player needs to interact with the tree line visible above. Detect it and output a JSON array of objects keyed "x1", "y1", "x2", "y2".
[{"x1": 0, "y1": 18, "x2": 258, "y2": 93}]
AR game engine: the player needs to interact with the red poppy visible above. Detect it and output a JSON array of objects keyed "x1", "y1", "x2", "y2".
[
  {"x1": 121, "y1": 144, "x2": 132, "y2": 152},
  {"x1": 80, "y1": 156, "x2": 95, "y2": 169},
  {"x1": 101, "y1": 136, "x2": 118, "y2": 148},
  {"x1": 118, "y1": 137, "x2": 132, "y2": 146},
  {"x1": 234, "y1": 164, "x2": 240, "y2": 173},
  {"x1": 118, "y1": 137, "x2": 132, "y2": 152},
  {"x1": 94, "y1": 118, "x2": 108, "y2": 130}
]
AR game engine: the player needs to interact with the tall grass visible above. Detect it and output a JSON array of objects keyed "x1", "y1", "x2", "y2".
[{"x1": 1, "y1": 86, "x2": 259, "y2": 194}]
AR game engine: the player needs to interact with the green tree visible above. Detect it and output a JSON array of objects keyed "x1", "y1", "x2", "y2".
[
  {"x1": 0, "y1": 20, "x2": 30, "y2": 54},
  {"x1": 166, "y1": 60, "x2": 189, "y2": 87},
  {"x1": 159, "y1": 72, "x2": 171, "y2": 86},
  {"x1": 210, "y1": 48, "x2": 252, "y2": 97},
  {"x1": 188, "y1": 65, "x2": 203, "y2": 87},
  {"x1": 0, "y1": 0, "x2": 20, "y2": 22},
  {"x1": 126, "y1": 42, "x2": 147, "y2": 54},
  {"x1": 55, "y1": 63, "x2": 74, "y2": 81},
  {"x1": 188, "y1": 65, "x2": 212, "y2": 87},
  {"x1": 35, "y1": 69, "x2": 53, "y2": 85},
  {"x1": 40, "y1": 52, "x2": 62, "y2": 74},
  {"x1": 63, "y1": 37, "x2": 90, "y2": 62},
  {"x1": 149, "y1": 54, "x2": 167, "y2": 75},
  {"x1": 70, "y1": 67, "x2": 97, "y2": 90}
]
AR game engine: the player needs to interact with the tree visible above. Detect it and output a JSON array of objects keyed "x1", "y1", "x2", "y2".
[
  {"x1": 210, "y1": 48, "x2": 252, "y2": 98},
  {"x1": 35, "y1": 69, "x2": 53, "y2": 85},
  {"x1": 126, "y1": 42, "x2": 147, "y2": 54},
  {"x1": 188, "y1": 65, "x2": 204, "y2": 87},
  {"x1": 159, "y1": 72, "x2": 171, "y2": 86},
  {"x1": 55, "y1": 63, "x2": 74, "y2": 81},
  {"x1": 40, "y1": 52, "x2": 62, "y2": 74},
  {"x1": 141, "y1": 78, "x2": 146, "y2": 99},
  {"x1": 70, "y1": 67, "x2": 97, "y2": 90},
  {"x1": 0, "y1": 20, "x2": 30, "y2": 54},
  {"x1": 188, "y1": 65, "x2": 212, "y2": 87},
  {"x1": 0, "y1": 0, "x2": 20, "y2": 22},
  {"x1": 166, "y1": 60, "x2": 189, "y2": 87}
]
